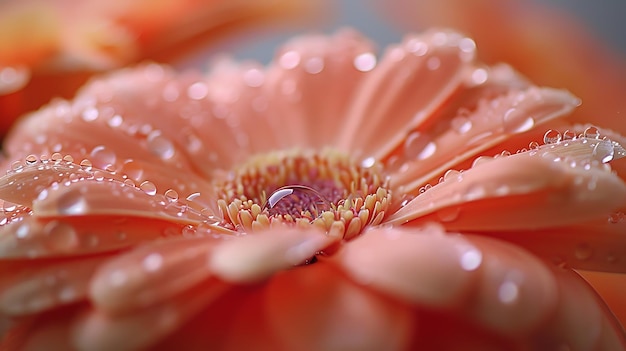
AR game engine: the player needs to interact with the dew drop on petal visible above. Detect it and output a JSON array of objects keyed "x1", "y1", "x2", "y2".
[
  {"x1": 459, "y1": 248, "x2": 482, "y2": 271},
  {"x1": 187, "y1": 82, "x2": 208, "y2": 100},
  {"x1": 25, "y1": 155, "x2": 38, "y2": 165},
  {"x1": 142, "y1": 253, "x2": 163, "y2": 272},
  {"x1": 497, "y1": 280, "x2": 520, "y2": 304},
  {"x1": 574, "y1": 243, "x2": 593, "y2": 261},
  {"x1": 503, "y1": 108, "x2": 535, "y2": 134},
  {"x1": 263, "y1": 185, "x2": 331, "y2": 219},
  {"x1": 562, "y1": 130, "x2": 576, "y2": 140},
  {"x1": 592, "y1": 140, "x2": 615, "y2": 163},
  {"x1": 436, "y1": 206, "x2": 460, "y2": 222},
  {"x1": 164, "y1": 189, "x2": 179, "y2": 202},
  {"x1": 450, "y1": 116, "x2": 472, "y2": 134},
  {"x1": 543, "y1": 130, "x2": 562, "y2": 144},
  {"x1": 583, "y1": 126, "x2": 600, "y2": 139},
  {"x1": 79, "y1": 159, "x2": 93, "y2": 171},
  {"x1": 57, "y1": 191, "x2": 88, "y2": 215},
  {"x1": 81, "y1": 107, "x2": 99, "y2": 122},
  {"x1": 147, "y1": 132, "x2": 175, "y2": 160},
  {"x1": 353, "y1": 52, "x2": 377, "y2": 72},
  {"x1": 90, "y1": 145, "x2": 117, "y2": 170},
  {"x1": 279, "y1": 51, "x2": 301, "y2": 69},
  {"x1": 44, "y1": 221, "x2": 79, "y2": 252},
  {"x1": 140, "y1": 181, "x2": 157, "y2": 196},
  {"x1": 108, "y1": 114, "x2": 123, "y2": 128},
  {"x1": 10, "y1": 161, "x2": 23, "y2": 172}
]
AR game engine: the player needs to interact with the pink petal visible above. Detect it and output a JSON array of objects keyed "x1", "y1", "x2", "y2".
[
  {"x1": 90, "y1": 235, "x2": 221, "y2": 314},
  {"x1": 391, "y1": 86, "x2": 579, "y2": 193},
  {"x1": 72, "y1": 279, "x2": 229, "y2": 351},
  {"x1": 337, "y1": 29, "x2": 471, "y2": 159},
  {"x1": 387, "y1": 141, "x2": 626, "y2": 230},
  {"x1": 339, "y1": 227, "x2": 560, "y2": 335},
  {"x1": 261, "y1": 29, "x2": 375, "y2": 149},
  {"x1": 0, "y1": 215, "x2": 187, "y2": 258},
  {"x1": 265, "y1": 262, "x2": 414, "y2": 351},
  {"x1": 0, "y1": 256, "x2": 107, "y2": 316},
  {"x1": 532, "y1": 268, "x2": 626, "y2": 350},
  {"x1": 209, "y1": 228, "x2": 339, "y2": 284}
]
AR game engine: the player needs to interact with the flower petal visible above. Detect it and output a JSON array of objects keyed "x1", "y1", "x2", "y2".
[
  {"x1": 390, "y1": 86, "x2": 579, "y2": 193},
  {"x1": 335, "y1": 227, "x2": 557, "y2": 335},
  {"x1": 72, "y1": 279, "x2": 229, "y2": 351},
  {"x1": 532, "y1": 268, "x2": 626, "y2": 350},
  {"x1": 90, "y1": 235, "x2": 221, "y2": 314},
  {"x1": 338, "y1": 29, "x2": 472, "y2": 159},
  {"x1": 265, "y1": 262, "x2": 414, "y2": 351},
  {"x1": 0, "y1": 215, "x2": 187, "y2": 259},
  {"x1": 209, "y1": 228, "x2": 339, "y2": 283},
  {"x1": 262, "y1": 29, "x2": 376, "y2": 149},
  {"x1": 388, "y1": 139, "x2": 626, "y2": 231},
  {"x1": 0, "y1": 256, "x2": 107, "y2": 316}
]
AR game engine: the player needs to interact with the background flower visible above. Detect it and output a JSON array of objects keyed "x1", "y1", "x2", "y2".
[{"x1": 0, "y1": 0, "x2": 322, "y2": 138}]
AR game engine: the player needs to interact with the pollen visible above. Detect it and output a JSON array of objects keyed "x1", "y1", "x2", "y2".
[{"x1": 214, "y1": 149, "x2": 391, "y2": 240}]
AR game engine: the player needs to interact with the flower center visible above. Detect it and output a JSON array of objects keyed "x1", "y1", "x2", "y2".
[{"x1": 214, "y1": 150, "x2": 391, "y2": 240}]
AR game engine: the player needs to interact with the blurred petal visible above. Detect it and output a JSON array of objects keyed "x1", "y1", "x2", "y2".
[
  {"x1": 210, "y1": 229, "x2": 339, "y2": 283},
  {"x1": 90, "y1": 236, "x2": 221, "y2": 314},
  {"x1": 265, "y1": 263, "x2": 413, "y2": 351}
]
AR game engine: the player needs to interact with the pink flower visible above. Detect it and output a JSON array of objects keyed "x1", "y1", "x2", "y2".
[
  {"x1": 0, "y1": 0, "x2": 320, "y2": 137},
  {"x1": 1, "y1": 29, "x2": 625, "y2": 350}
]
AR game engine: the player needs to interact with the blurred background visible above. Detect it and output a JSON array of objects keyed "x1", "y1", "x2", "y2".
[{"x1": 1, "y1": 0, "x2": 625, "y2": 137}]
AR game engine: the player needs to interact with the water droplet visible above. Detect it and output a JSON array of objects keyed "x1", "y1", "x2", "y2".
[
  {"x1": 304, "y1": 57, "x2": 324, "y2": 74},
  {"x1": 11, "y1": 161, "x2": 23, "y2": 172},
  {"x1": 81, "y1": 107, "x2": 99, "y2": 122},
  {"x1": 497, "y1": 280, "x2": 519, "y2": 304},
  {"x1": 459, "y1": 248, "x2": 482, "y2": 271},
  {"x1": 243, "y1": 68, "x2": 264, "y2": 87},
  {"x1": 450, "y1": 116, "x2": 472, "y2": 134},
  {"x1": 44, "y1": 221, "x2": 78, "y2": 252},
  {"x1": 90, "y1": 145, "x2": 117, "y2": 170},
  {"x1": 361, "y1": 157, "x2": 376, "y2": 168},
  {"x1": 147, "y1": 132, "x2": 175, "y2": 160},
  {"x1": 263, "y1": 185, "x2": 331, "y2": 219},
  {"x1": 57, "y1": 190, "x2": 88, "y2": 215},
  {"x1": 108, "y1": 114, "x2": 123, "y2": 128},
  {"x1": 279, "y1": 51, "x2": 301, "y2": 69},
  {"x1": 142, "y1": 253, "x2": 163, "y2": 272},
  {"x1": 583, "y1": 126, "x2": 600, "y2": 139},
  {"x1": 574, "y1": 243, "x2": 593, "y2": 260},
  {"x1": 543, "y1": 130, "x2": 562, "y2": 144},
  {"x1": 608, "y1": 211, "x2": 624, "y2": 224},
  {"x1": 426, "y1": 56, "x2": 441, "y2": 70},
  {"x1": 437, "y1": 206, "x2": 460, "y2": 222},
  {"x1": 164, "y1": 189, "x2": 179, "y2": 202},
  {"x1": 528, "y1": 141, "x2": 540, "y2": 150},
  {"x1": 140, "y1": 181, "x2": 157, "y2": 196},
  {"x1": 79, "y1": 159, "x2": 93, "y2": 171},
  {"x1": 469, "y1": 67, "x2": 488, "y2": 85},
  {"x1": 443, "y1": 169, "x2": 461, "y2": 182},
  {"x1": 503, "y1": 108, "x2": 535, "y2": 133},
  {"x1": 25, "y1": 155, "x2": 38, "y2": 165},
  {"x1": 404, "y1": 132, "x2": 432, "y2": 159},
  {"x1": 187, "y1": 82, "x2": 208, "y2": 100},
  {"x1": 592, "y1": 140, "x2": 615, "y2": 163},
  {"x1": 562, "y1": 130, "x2": 576, "y2": 140},
  {"x1": 353, "y1": 53, "x2": 377, "y2": 72}
]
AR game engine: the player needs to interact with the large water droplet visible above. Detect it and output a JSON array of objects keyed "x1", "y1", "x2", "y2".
[
  {"x1": 503, "y1": 108, "x2": 535, "y2": 133},
  {"x1": 25, "y1": 155, "x2": 38, "y2": 165},
  {"x1": 583, "y1": 126, "x2": 600, "y2": 139},
  {"x1": 90, "y1": 145, "x2": 117, "y2": 170},
  {"x1": 147, "y1": 132, "x2": 175, "y2": 160},
  {"x1": 140, "y1": 181, "x2": 157, "y2": 196},
  {"x1": 543, "y1": 130, "x2": 562, "y2": 144},
  {"x1": 263, "y1": 185, "x2": 331, "y2": 219},
  {"x1": 57, "y1": 190, "x2": 88, "y2": 215},
  {"x1": 164, "y1": 189, "x2": 179, "y2": 202},
  {"x1": 44, "y1": 221, "x2": 79, "y2": 252},
  {"x1": 592, "y1": 140, "x2": 615, "y2": 163}
]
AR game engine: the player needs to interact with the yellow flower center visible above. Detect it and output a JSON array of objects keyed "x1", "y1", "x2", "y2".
[{"x1": 214, "y1": 150, "x2": 391, "y2": 240}]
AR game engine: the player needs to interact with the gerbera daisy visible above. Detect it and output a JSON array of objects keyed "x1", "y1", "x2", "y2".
[
  {"x1": 0, "y1": 0, "x2": 319, "y2": 137},
  {"x1": 1, "y1": 29, "x2": 625, "y2": 350}
]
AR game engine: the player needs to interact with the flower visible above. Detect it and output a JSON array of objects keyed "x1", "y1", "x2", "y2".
[
  {"x1": 376, "y1": 0, "x2": 626, "y2": 333},
  {"x1": 1, "y1": 28, "x2": 626, "y2": 350},
  {"x1": 0, "y1": 0, "x2": 320, "y2": 138}
]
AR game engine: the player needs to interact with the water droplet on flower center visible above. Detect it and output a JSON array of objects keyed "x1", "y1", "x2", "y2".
[{"x1": 263, "y1": 185, "x2": 331, "y2": 219}]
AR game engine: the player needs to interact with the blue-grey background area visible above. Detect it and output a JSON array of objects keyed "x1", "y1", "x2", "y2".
[{"x1": 177, "y1": 0, "x2": 626, "y2": 69}]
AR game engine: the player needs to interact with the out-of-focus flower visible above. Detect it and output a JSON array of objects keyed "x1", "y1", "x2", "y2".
[
  {"x1": 376, "y1": 0, "x2": 626, "y2": 332},
  {"x1": 0, "y1": 0, "x2": 321, "y2": 137},
  {"x1": 1, "y1": 29, "x2": 625, "y2": 350}
]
